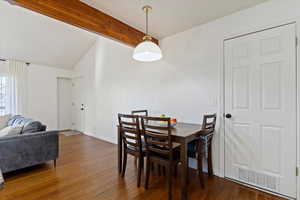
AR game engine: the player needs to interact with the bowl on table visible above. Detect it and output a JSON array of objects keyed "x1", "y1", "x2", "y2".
[
  {"x1": 170, "y1": 118, "x2": 177, "y2": 128},
  {"x1": 155, "y1": 117, "x2": 177, "y2": 128}
]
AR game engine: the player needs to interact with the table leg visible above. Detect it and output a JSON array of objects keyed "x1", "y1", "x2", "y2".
[
  {"x1": 118, "y1": 126, "x2": 122, "y2": 173},
  {"x1": 180, "y1": 141, "x2": 188, "y2": 200}
]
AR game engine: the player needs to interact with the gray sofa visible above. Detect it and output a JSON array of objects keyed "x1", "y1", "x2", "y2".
[{"x1": 0, "y1": 115, "x2": 59, "y2": 173}]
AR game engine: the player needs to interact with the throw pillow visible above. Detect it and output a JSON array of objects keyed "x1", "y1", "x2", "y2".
[
  {"x1": 0, "y1": 114, "x2": 11, "y2": 130},
  {"x1": 7, "y1": 115, "x2": 22, "y2": 126},
  {"x1": 0, "y1": 125, "x2": 23, "y2": 137},
  {"x1": 22, "y1": 120, "x2": 42, "y2": 134}
]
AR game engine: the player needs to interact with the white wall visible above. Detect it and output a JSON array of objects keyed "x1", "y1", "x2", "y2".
[
  {"x1": 0, "y1": 61, "x2": 72, "y2": 130},
  {"x1": 158, "y1": 0, "x2": 300, "y2": 177},
  {"x1": 27, "y1": 64, "x2": 72, "y2": 130},
  {"x1": 73, "y1": 0, "x2": 300, "y2": 178}
]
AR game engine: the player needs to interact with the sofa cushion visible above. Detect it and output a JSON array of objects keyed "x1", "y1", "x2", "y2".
[{"x1": 0, "y1": 125, "x2": 23, "y2": 137}]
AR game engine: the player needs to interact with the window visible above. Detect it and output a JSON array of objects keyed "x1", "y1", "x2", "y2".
[{"x1": 0, "y1": 76, "x2": 8, "y2": 116}]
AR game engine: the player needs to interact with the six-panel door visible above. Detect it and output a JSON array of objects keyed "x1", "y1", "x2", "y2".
[{"x1": 224, "y1": 24, "x2": 297, "y2": 198}]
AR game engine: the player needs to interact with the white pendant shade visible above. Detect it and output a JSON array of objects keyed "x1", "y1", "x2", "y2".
[{"x1": 133, "y1": 40, "x2": 162, "y2": 62}]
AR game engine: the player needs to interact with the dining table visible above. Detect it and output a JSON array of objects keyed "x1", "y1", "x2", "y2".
[{"x1": 117, "y1": 122, "x2": 203, "y2": 200}]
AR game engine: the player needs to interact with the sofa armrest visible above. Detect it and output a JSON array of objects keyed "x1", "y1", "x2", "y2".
[{"x1": 0, "y1": 131, "x2": 59, "y2": 173}]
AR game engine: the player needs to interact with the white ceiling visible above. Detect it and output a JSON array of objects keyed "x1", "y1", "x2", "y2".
[
  {"x1": 0, "y1": 0, "x2": 269, "y2": 69},
  {"x1": 81, "y1": 0, "x2": 269, "y2": 39},
  {"x1": 0, "y1": 1, "x2": 97, "y2": 69}
]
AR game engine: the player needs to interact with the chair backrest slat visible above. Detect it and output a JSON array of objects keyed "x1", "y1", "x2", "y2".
[
  {"x1": 123, "y1": 134, "x2": 137, "y2": 140},
  {"x1": 148, "y1": 146, "x2": 170, "y2": 155},
  {"x1": 122, "y1": 121, "x2": 138, "y2": 127},
  {"x1": 125, "y1": 140, "x2": 139, "y2": 147},
  {"x1": 141, "y1": 116, "x2": 172, "y2": 157},
  {"x1": 122, "y1": 127, "x2": 138, "y2": 134},
  {"x1": 201, "y1": 114, "x2": 217, "y2": 134},
  {"x1": 118, "y1": 114, "x2": 142, "y2": 152},
  {"x1": 144, "y1": 124, "x2": 170, "y2": 131},
  {"x1": 147, "y1": 139, "x2": 169, "y2": 147},
  {"x1": 131, "y1": 110, "x2": 148, "y2": 117},
  {"x1": 144, "y1": 130, "x2": 169, "y2": 139}
]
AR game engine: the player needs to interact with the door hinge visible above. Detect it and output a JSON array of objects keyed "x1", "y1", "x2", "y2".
[{"x1": 297, "y1": 167, "x2": 299, "y2": 176}]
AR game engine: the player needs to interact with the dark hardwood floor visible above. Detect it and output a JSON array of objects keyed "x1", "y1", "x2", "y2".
[{"x1": 0, "y1": 134, "x2": 286, "y2": 200}]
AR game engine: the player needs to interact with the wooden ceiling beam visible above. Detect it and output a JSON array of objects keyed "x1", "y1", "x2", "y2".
[{"x1": 6, "y1": 0, "x2": 159, "y2": 47}]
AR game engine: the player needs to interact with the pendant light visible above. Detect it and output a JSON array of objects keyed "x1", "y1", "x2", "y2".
[{"x1": 133, "y1": 5, "x2": 162, "y2": 62}]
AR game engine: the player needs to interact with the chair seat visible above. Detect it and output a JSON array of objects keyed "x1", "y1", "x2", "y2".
[
  {"x1": 149, "y1": 150, "x2": 180, "y2": 163},
  {"x1": 149, "y1": 143, "x2": 181, "y2": 163},
  {"x1": 151, "y1": 142, "x2": 180, "y2": 151}
]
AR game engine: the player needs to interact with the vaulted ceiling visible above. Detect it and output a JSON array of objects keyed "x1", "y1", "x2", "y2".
[
  {"x1": 81, "y1": 0, "x2": 268, "y2": 39},
  {"x1": 0, "y1": 0, "x2": 269, "y2": 69},
  {"x1": 0, "y1": 1, "x2": 97, "y2": 69}
]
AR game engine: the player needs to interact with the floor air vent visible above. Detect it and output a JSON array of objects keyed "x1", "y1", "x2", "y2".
[{"x1": 238, "y1": 168, "x2": 277, "y2": 191}]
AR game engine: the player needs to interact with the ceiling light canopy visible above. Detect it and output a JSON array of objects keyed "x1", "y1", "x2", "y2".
[{"x1": 133, "y1": 5, "x2": 162, "y2": 62}]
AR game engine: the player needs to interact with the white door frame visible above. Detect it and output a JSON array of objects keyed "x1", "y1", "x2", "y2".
[{"x1": 218, "y1": 19, "x2": 300, "y2": 199}]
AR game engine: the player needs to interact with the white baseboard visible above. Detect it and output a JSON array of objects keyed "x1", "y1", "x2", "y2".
[{"x1": 81, "y1": 132, "x2": 117, "y2": 144}]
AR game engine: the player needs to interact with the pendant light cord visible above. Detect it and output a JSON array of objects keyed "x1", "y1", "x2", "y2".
[
  {"x1": 142, "y1": 6, "x2": 152, "y2": 41},
  {"x1": 145, "y1": 7, "x2": 148, "y2": 35}
]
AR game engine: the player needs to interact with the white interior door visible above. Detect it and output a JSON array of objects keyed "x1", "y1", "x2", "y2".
[
  {"x1": 72, "y1": 77, "x2": 85, "y2": 132},
  {"x1": 57, "y1": 78, "x2": 72, "y2": 130},
  {"x1": 224, "y1": 24, "x2": 297, "y2": 198}
]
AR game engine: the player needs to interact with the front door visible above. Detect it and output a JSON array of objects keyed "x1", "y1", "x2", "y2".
[
  {"x1": 71, "y1": 77, "x2": 85, "y2": 133},
  {"x1": 224, "y1": 24, "x2": 297, "y2": 198}
]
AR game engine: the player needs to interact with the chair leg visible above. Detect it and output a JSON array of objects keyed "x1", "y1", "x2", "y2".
[
  {"x1": 174, "y1": 164, "x2": 177, "y2": 178},
  {"x1": 137, "y1": 156, "x2": 143, "y2": 187},
  {"x1": 198, "y1": 151, "x2": 204, "y2": 188},
  {"x1": 151, "y1": 162, "x2": 154, "y2": 171},
  {"x1": 121, "y1": 150, "x2": 127, "y2": 177},
  {"x1": 141, "y1": 157, "x2": 144, "y2": 169},
  {"x1": 158, "y1": 164, "x2": 161, "y2": 176},
  {"x1": 208, "y1": 143, "x2": 213, "y2": 176},
  {"x1": 145, "y1": 156, "x2": 151, "y2": 189},
  {"x1": 167, "y1": 164, "x2": 173, "y2": 200},
  {"x1": 134, "y1": 157, "x2": 138, "y2": 166},
  {"x1": 53, "y1": 159, "x2": 57, "y2": 168}
]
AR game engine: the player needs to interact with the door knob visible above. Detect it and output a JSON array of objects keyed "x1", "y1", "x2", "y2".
[{"x1": 225, "y1": 113, "x2": 232, "y2": 119}]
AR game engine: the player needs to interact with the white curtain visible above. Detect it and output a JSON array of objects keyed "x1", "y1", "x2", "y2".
[
  {"x1": 0, "y1": 169, "x2": 3, "y2": 186},
  {"x1": 6, "y1": 60, "x2": 28, "y2": 115}
]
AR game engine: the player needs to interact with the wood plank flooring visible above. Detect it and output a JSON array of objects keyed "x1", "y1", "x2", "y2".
[{"x1": 0, "y1": 134, "x2": 286, "y2": 200}]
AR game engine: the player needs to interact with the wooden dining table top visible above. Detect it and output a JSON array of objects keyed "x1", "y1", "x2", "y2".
[
  {"x1": 117, "y1": 122, "x2": 202, "y2": 138},
  {"x1": 170, "y1": 122, "x2": 202, "y2": 138}
]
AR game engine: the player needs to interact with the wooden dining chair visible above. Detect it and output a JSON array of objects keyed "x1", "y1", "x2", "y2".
[
  {"x1": 196, "y1": 113, "x2": 217, "y2": 187},
  {"x1": 141, "y1": 116, "x2": 180, "y2": 200},
  {"x1": 131, "y1": 110, "x2": 148, "y2": 165},
  {"x1": 200, "y1": 114, "x2": 217, "y2": 176},
  {"x1": 118, "y1": 114, "x2": 146, "y2": 187}
]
